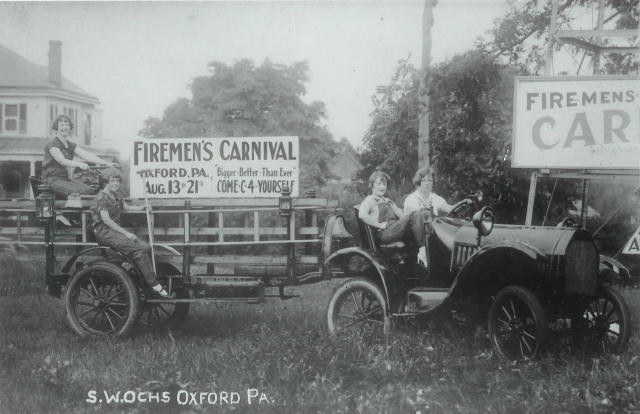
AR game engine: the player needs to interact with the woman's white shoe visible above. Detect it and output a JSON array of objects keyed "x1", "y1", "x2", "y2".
[{"x1": 151, "y1": 283, "x2": 171, "y2": 298}]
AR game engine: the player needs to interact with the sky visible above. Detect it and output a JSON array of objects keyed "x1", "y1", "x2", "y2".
[{"x1": 0, "y1": 1, "x2": 508, "y2": 153}]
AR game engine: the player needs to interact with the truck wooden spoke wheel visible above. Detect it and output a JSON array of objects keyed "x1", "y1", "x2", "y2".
[{"x1": 65, "y1": 262, "x2": 139, "y2": 338}]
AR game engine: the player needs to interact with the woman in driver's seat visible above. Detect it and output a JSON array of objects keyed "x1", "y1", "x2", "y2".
[
  {"x1": 404, "y1": 167, "x2": 470, "y2": 216},
  {"x1": 358, "y1": 171, "x2": 431, "y2": 268}
]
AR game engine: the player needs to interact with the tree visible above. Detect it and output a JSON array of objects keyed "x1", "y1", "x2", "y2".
[
  {"x1": 359, "y1": 1, "x2": 637, "y2": 219},
  {"x1": 359, "y1": 52, "x2": 532, "y2": 222},
  {"x1": 477, "y1": 0, "x2": 639, "y2": 267},
  {"x1": 140, "y1": 59, "x2": 338, "y2": 190},
  {"x1": 358, "y1": 59, "x2": 420, "y2": 193},
  {"x1": 477, "y1": 0, "x2": 639, "y2": 74}
]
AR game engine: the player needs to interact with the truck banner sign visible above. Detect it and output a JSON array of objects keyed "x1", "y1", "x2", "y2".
[
  {"x1": 512, "y1": 76, "x2": 640, "y2": 169},
  {"x1": 129, "y1": 136, "x2": 299, "y2": 198}
]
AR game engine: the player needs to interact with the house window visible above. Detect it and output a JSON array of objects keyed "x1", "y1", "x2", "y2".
[
  {"x1": 19, "y1": 104, "x2": 26, "y2": 133},
  {"x1": 49, "y1": 105, "x2": 58, "y2": 125},
  {"x1": 84, "y1": 113, "x2": 92, "y2": 145},
  {"x1": 63, "y1": 107, "x2": 77, "y2": 137},
  {"x1": 2, "y1": 103, "x2": 27, "y2": 134}
]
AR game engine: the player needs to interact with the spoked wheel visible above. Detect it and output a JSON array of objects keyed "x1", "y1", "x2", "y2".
[
  {"x1": 138, "y1": 264, "x2": 189, "y2": 329},
  {"x1": 65, "y1": 262, "x2": 139, "y2": 338},
  {"x1": 488, "y1": 286, "x2": 547, "y2": 360},
  {"x1": 572, "y1": 286, "x2": 631, "y2": 353},
  {"x1": 327, "y1": 278, "x2": 390, "y2": 339}
]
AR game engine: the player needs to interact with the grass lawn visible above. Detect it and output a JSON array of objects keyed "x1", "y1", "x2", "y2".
[{"x1": 1, "y1": 254, "x2": 640, "y2": 414}]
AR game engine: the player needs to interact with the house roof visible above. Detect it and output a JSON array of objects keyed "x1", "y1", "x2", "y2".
[
  {"x1": 0, "y1": 137, "x2": 48, "y2": 155},
  {"x1": 0, "y1": 137, "x2": 118, "y2": 157},
  {"x1": 0, "y1": 43, "x2": 98, "y2": 101}
]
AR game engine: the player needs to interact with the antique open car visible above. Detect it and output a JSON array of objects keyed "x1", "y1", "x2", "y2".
[{"x1": 324, "y1": 202, "x2": 632, "y2": 359}]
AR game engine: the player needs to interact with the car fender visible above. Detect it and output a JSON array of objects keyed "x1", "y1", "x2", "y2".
[
  {"x1": 448, "y1": 241, "x2": 545, "y2": 296},
  {"x1": 324, "y1": 247, "x2": 404, "y2": 312},
  {"x1": 599, "y1": 254, "x2": 632, "y2": 285},
  {"x1": 321, "y1": 214, "x2": 353, "y2": 264}
]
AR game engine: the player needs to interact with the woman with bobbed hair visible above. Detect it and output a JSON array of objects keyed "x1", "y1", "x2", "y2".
[
  {"x1": 403, "y1": 167, "x2": 469, "y2": 216},
  {"x1": 91, "y1": 169, "x2": 170, "y2": 297},
  {"x1": 358, "y1": 170, "x2": 431, "y2": 268},
  {"x1": 43, "y1": 114, "x2": 113, "y2": 198}
]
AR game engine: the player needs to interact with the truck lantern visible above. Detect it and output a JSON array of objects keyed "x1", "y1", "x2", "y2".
[
  {"x1": 279, "y1": 184, "x2": 292, "y2": 225},
  {"x1": 36, "y1": 184, "x2": 55, "y2": 223}
]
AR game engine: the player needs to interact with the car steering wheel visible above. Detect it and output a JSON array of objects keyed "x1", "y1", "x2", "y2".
[
  {"x1": 557, "y1": 217, "x2": 577, "y2": 228},
  {"x1": 447, "y1": 200, "x2": 471, "y2": 218}
]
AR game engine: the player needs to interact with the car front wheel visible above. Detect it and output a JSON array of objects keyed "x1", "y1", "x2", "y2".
[{"x1": 488, "y1": 286, "x2": 547, "y2": 360}]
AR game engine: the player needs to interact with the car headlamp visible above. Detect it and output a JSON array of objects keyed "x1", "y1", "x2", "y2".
[{"x1": 472, "y1": 206, "x2": 494, "y2": 237}]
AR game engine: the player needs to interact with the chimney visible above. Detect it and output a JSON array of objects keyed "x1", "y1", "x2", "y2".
[{"x1": 48, "y1": 40, "x2": 62, "y2": 86}]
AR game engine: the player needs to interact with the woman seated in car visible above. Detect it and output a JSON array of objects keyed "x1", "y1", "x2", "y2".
[
  {"x1": 358, "y1": 170, "x2": 431, "y2": 268},
  {"x1": 404, "y1": 167, "x2": 469, "y2": 216}
]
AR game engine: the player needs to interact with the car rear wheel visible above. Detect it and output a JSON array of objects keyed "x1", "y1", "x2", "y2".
[
  {"x1": 488, "y1": 286, "x2": 547, "y2": 360},
  {"x1": 573, "y1": 286, "x2": 631, "y2": 353},
  {"x1": 327, "y1": 278, "x2": 390, "y2": 339}
]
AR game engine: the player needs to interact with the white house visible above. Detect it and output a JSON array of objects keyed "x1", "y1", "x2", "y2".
[{"x1": 0, "y1": 41, "x2": 116, "y2": 199}]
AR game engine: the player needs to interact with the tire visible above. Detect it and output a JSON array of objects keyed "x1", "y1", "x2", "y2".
[
  {"x1": 326, "y1": 278, "x2": 390, "y2": 339},
  {"x1": 488, "y1": 286, "x2": 547, "y2": 360},
  {"x1": 138, "y1": 263, "x2": 190, "y2": 328},
  {"x1": 65, "y1": 262, "x2": 139, "y2": 338},
  {"x1": 573, "y1": 286, "x2": 631, "y2": 354}
]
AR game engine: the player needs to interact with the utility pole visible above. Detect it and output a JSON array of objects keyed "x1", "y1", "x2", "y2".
[
  {"x1": 418, "y1": 0, "x2": 436, "y2": 169},
  {"x1": 543, "y1": 0, "x2": 559, "y2": 76}
]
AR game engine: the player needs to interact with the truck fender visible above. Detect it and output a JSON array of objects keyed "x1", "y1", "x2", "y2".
[
  {"x1": 61, "y1": 246, "x2": 130, "y2": 274},
  {"x1": 154, "y1": 244, "x2": 181, "y2": 256}
]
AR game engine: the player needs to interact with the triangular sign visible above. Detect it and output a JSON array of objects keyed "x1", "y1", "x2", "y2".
[{"x1": 622, "y1": 225, "x2": 640, "y2": 255}]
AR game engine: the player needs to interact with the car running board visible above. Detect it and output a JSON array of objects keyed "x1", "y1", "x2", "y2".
[{"x1": 404, "y1": 288, "x2": 449, "y2": 314}]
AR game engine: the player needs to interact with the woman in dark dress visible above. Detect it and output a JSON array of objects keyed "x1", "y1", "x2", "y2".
[
  {"x1": 91, "y1": 170, "x2": 170, "y2": 297},
  {"x1": 43, "y1": 115, "x2": 113, "y2": 199}
]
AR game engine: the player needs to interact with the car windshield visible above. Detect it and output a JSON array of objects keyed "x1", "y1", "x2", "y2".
[{"x1": 535, "y1": 175, "x2": 639, "y2": 257}]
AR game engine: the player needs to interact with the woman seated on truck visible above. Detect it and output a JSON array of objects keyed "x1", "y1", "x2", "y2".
[
  {"x1": 91, "y1": 169, "x2": 170, "y2": 298},
  {"x1": 359, "y1": 170, "x2": 431, "y2": 268},
  {"x1": 43, "y1": 115, "x2": 113, "y2": 199}
]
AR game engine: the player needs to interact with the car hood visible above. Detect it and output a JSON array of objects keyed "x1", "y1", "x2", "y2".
[{"x1": 433, "y1": 218, "x2": 581, "y2": 257}]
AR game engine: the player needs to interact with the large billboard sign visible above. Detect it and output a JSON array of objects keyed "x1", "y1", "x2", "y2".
[
  {"x1": 129, "y1": 136, "x2": 299, "y2": 198},
  {"x1": 512, "y1": 76, "x2": 640, "y2": 169}
]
